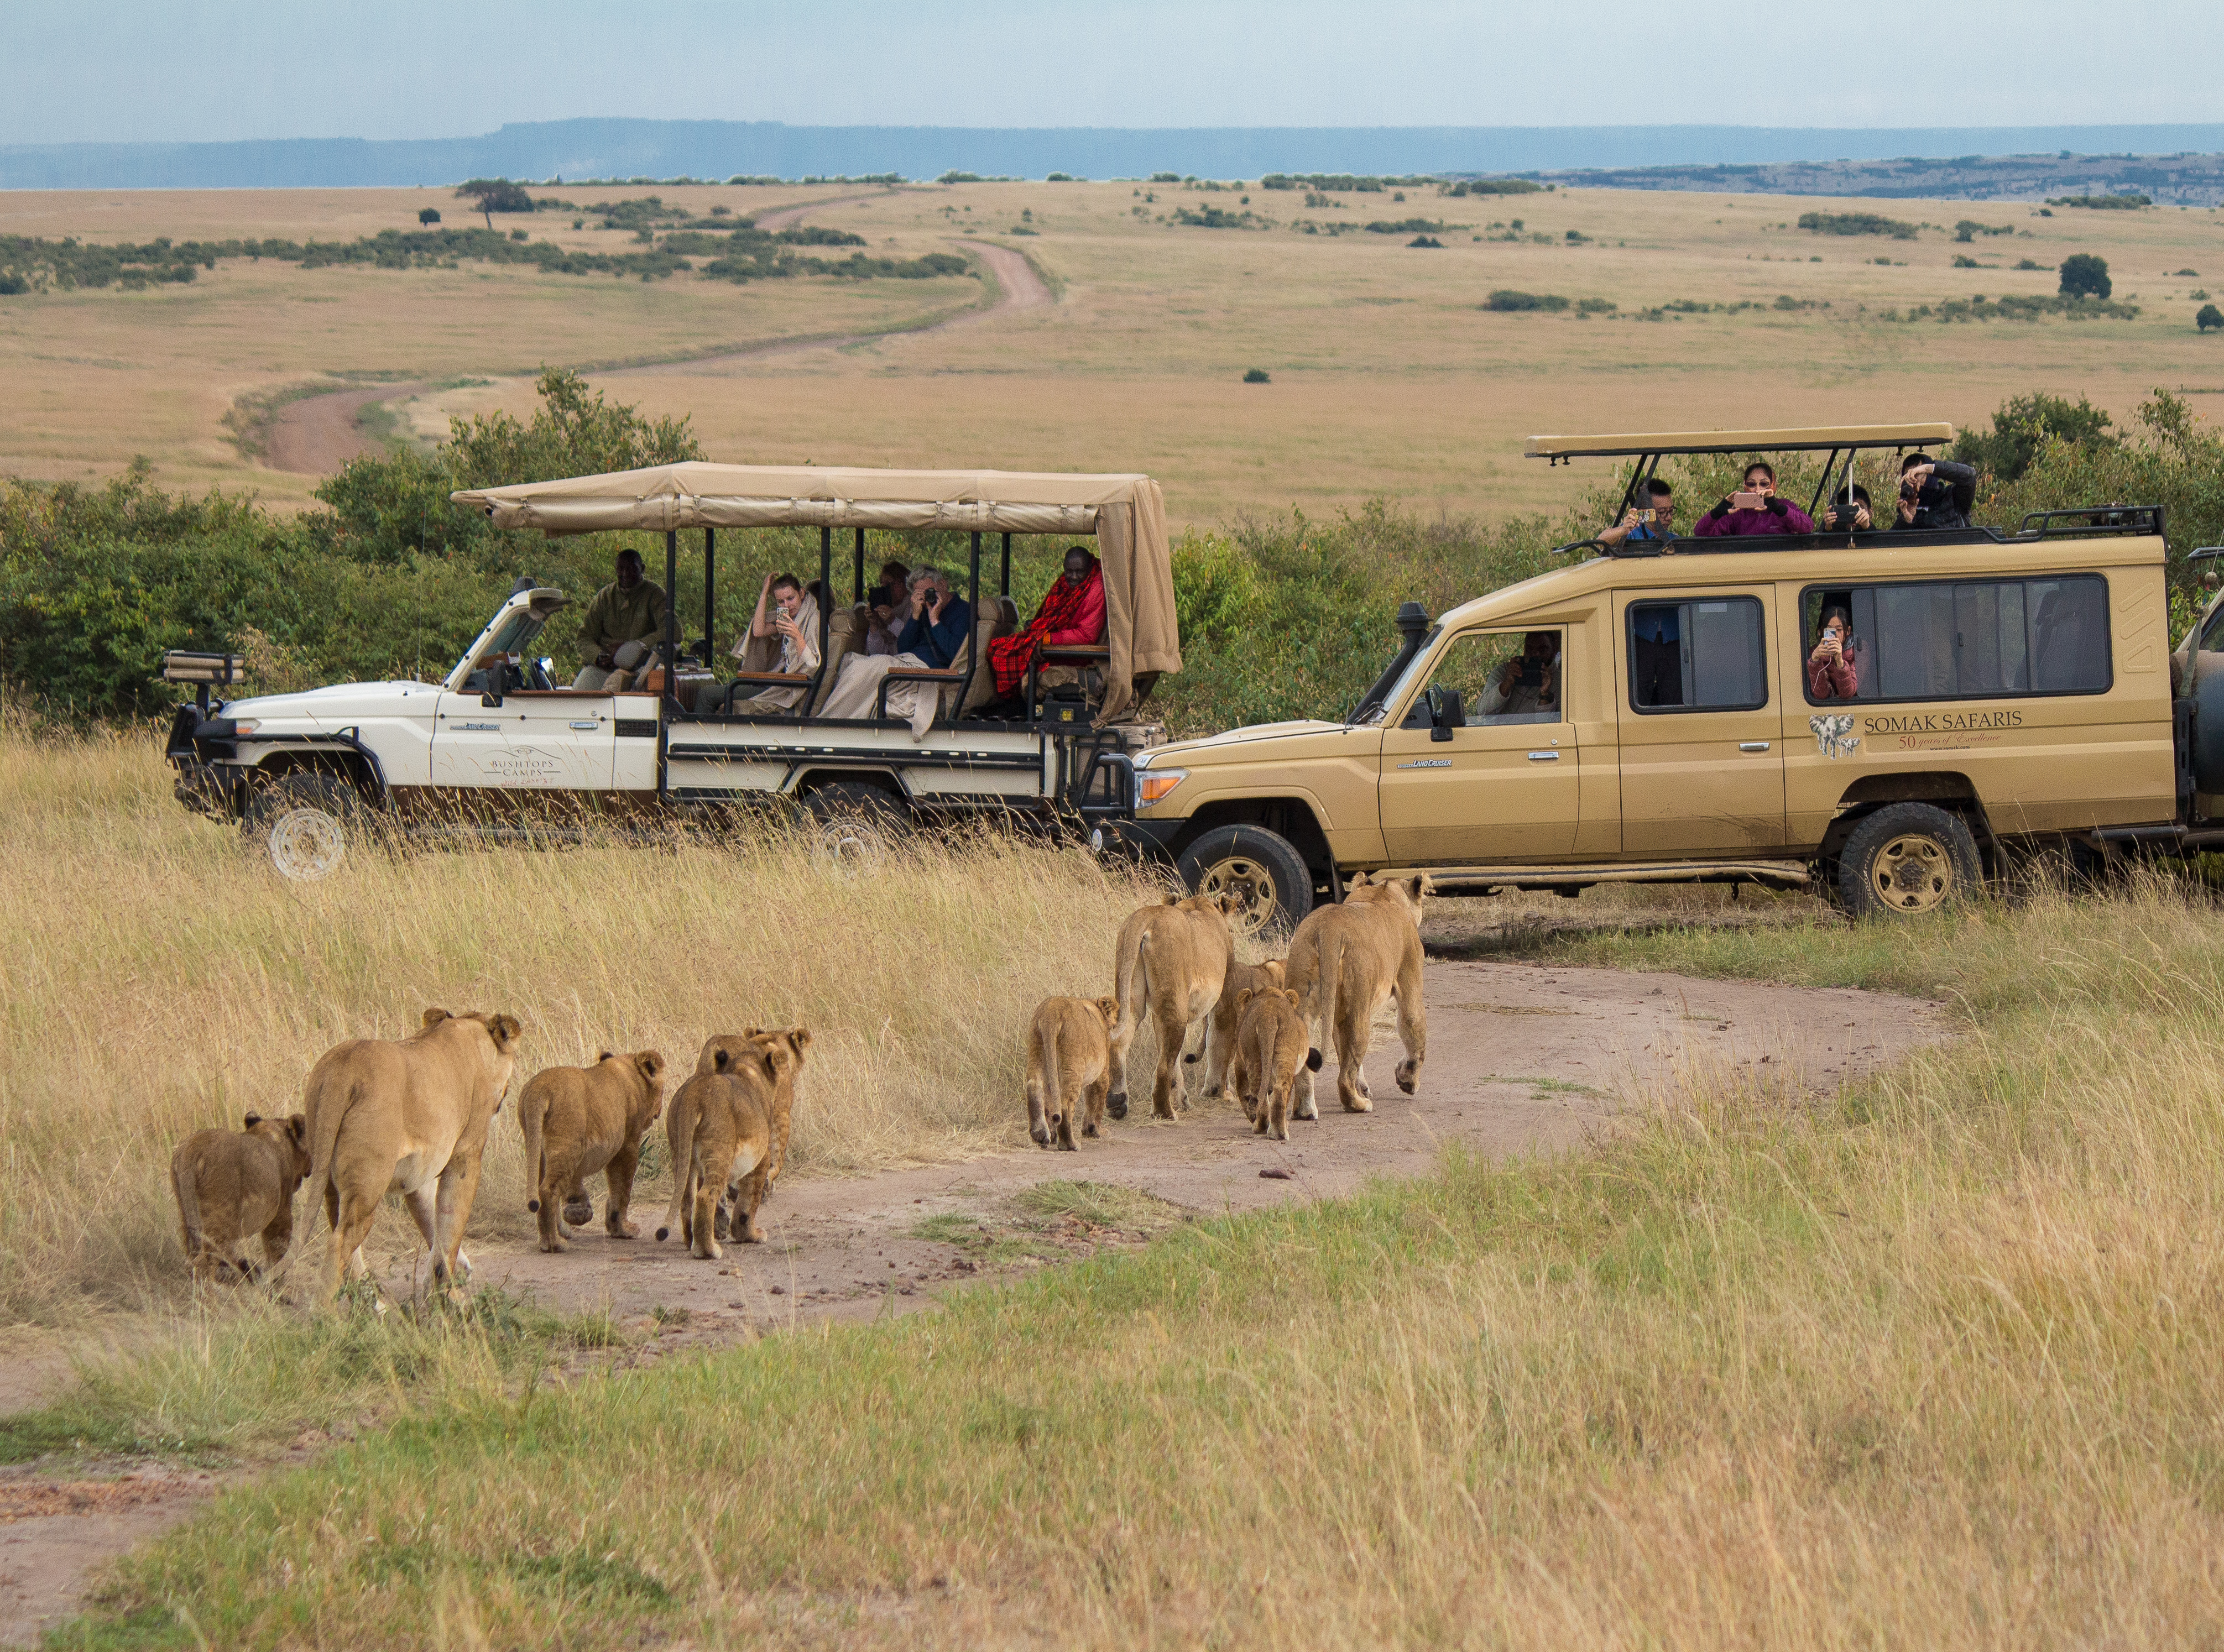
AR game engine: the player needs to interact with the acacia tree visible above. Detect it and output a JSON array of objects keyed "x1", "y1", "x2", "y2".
[
  {"x1": 2059, "y1": 253, "x2": 2112, "y2": 301},
  {"x1": 2199, "y1": 303, "x2": 2224, "y2": 333},
  {"x1": 417, "y1": 207, "x2": 441, "y2": 227},
  {"x1": 455, "y1": 177, "x2": 535, "y2": 229}
]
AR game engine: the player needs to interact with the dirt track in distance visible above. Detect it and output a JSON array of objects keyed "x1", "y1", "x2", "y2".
[{"x1": 257, "y1": 224, "x2": 1049, "y2": 476}]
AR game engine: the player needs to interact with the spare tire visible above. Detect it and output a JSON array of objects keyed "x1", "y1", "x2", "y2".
[{"x1": 2191, "y1": 654, "x2": 2224, "y2": 796}]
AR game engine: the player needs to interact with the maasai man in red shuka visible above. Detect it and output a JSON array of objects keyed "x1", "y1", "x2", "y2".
[{"x1": 989, "y1": 546, "x2": 1106, "y2": 696}]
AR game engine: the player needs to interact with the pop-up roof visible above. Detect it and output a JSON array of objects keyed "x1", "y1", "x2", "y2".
[{"x1": 1525, "y1": 422, "x2": 1955, "y2": 461}]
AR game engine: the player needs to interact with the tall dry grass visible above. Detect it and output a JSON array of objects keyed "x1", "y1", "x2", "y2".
[
  {"x1": 70, "y1": 871, "x2": 2224, "y2": 1648},
  {"x1": 0, "y1": 726, "x2": 1163, "y2": 1325}
]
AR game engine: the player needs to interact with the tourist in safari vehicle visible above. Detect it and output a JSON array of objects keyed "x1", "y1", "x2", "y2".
[
  {"x1": 1122, "y1": 422, "x2": 2216, "y2": 932},
  {"x1": 160, "y1": 464, "x2": 1181, "y2": 880}
]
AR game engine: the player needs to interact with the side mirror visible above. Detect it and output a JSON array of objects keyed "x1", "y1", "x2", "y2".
[{"x1": 1430, "y1": 688, "x2": 1463, "y2": 741}]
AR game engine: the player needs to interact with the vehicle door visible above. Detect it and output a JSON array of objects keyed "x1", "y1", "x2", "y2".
[
  {"x1": 431, "y1": 689, "x2": 617, "y2": 790},
  {"x1": 1379, "y1": 626, "x2": 1579, "y2": 861},
  {"x1": 1615, "y1": 588, "x2": 1786, "y2": 853}
]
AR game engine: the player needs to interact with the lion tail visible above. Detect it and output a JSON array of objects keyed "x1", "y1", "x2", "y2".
[
  {"x1": 1315, "y1": 924, "x2": 1347, "y2": 1050},
  {"x1": 295, "y1": 1054, "x2": 366, "y2": 1265},
  {"x1": 1115, "y1": 928, "x2": 1151, "y2": 1043},
  {"x1": 520, "y1": 1080, "x2": 547, "y2": 1215},
  {"x1": 1038, "y1": 1013, "x2": 1065, "y2": 1135},
  {"x1": 655, "y1": 1091, "x2": 693, "y2": 1243},
  {"x1": 171, "y1": 1154, "x2": 203, "y2": 1263}
]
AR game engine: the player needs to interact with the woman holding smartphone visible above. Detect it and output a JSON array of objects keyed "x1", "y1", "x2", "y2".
[
  {"x1": 1696, "y1": 461, "x2": 1815, "y2": 538},
  {"x1": 1807, "y1": 607, "x2": 1859, "y2": 699}
]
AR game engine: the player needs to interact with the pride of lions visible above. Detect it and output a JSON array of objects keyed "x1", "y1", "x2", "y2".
[{"x1": 169, "y1": 873, "x2": 1427, "y2": 1304}]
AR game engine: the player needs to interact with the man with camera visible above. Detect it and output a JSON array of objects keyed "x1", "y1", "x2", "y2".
[
  {"x1": 1474, "y1": 631, "x2": 1561, "y2": 721},
  {"x1": 1696, "y1": 461, "x2": 1814, "y2": 538},
  {"x1": 1600, "y1": 478, "x2": 1678, "y2": 551},
  {"x1": 1892, "y1": 453, "x2": 1978, "y2": 531}
]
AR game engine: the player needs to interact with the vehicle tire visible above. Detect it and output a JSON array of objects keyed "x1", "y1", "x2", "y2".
[
  {"x1": 1837, "y1": 803, "x2": 1982, "y2": 919},
  {"x1": 244, "y1": 771, "x2": 363, "y2": 883},
  {"x1": 803, "y1": 779, "x2": 909, "y2": 873},
  {"x1": 1177, "y1": 824, "x2": 1316, "y2": 943}
]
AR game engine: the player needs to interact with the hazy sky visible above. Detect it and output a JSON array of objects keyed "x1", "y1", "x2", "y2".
[{"x1": 5, "y1": 0, "x2": 2219, "y2": 146}]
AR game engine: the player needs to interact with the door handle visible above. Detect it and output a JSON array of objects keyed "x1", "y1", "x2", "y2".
[
  {"x1": 1527, "y1": 751, "x2": 1560, "y2": 761},
  {"x1": 1740, "y1": 741, "x2": 1771, "y2": 752}
]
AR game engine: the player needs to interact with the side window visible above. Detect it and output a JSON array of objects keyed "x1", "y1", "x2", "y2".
[
  {"x1": 1800, "y1": 576, "x2": 2110, "y2": 703},
  {"x1": 1627, "y1": 598, "x2": 1766, "y2": 713},
  {"x1": 1401, "y1": 630, "x2": 1563, "y2": 727}
]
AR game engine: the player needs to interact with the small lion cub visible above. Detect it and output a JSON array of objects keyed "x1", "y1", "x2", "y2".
[
  {"x1": 170, "y1": 1112, "x2": 312, "y2": 1282},
  {"x1": 1233, "y1": 987, "x2": 1322, "y2": 1142},
  {"x1": 516, "y1": 1049, "x2": 668, "y2": 1253},
  {"x1": 1025, "y1": 996, "x2": 1121, "y2": 1151}
]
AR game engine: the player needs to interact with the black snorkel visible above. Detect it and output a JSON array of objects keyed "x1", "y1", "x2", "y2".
[{"x1": 1350, "y1": 602, "x2": 1433, "y2": 724}]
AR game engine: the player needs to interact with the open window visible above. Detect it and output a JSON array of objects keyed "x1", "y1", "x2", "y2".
[
  {"x1": 1400, "y1": 629, "x2": 1564, "y2": 730},
  {"x1": 1799, "y1": 576, "x2": 2110, "y2": 704}
]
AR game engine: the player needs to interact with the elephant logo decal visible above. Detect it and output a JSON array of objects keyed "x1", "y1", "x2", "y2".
[{"x1": 1810, "y1": 713, "x2": 1860, "y2": 759}]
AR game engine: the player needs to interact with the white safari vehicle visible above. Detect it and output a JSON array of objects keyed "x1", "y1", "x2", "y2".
[{"x1": 164, "y1": 464, "x2": 1180, "y2": 879}]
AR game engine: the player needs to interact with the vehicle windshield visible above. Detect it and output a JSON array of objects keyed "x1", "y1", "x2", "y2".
[{"x1": 459, "y1": 609, "x2": 548, "y2": 676}]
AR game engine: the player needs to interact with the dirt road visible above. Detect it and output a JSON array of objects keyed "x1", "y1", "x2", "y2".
[
  {"x1": 257, "y1": 216, "x2": 1050, "y2": 475},
  {"x1": 0, "y1": 955, "x2": 1950, "y2": 1645}
]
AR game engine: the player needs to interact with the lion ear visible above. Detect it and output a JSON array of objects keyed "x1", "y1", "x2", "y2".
[
  {"x1": 288, "y1": 1113, "x2": 309, "y2": 1142},
  {"x1": 713, "y1": 1047, "x2": 732, "y2": 1073},
  {"x1": 490, "y1": 1013, "x2": 523, "y2": 1050},
  {"x1": 1283, "y1": 989, "x2": 1301, "y2": 1007},
  {"x1": 1163, "y1": 893, "x2": 1181, "y2": 907},
  {"x1": 744, "y1": 1026, "x2": 764, "y2": 1039},
  {"x1": 1262, "y1": 960, "x2": 1286, "y2": 984},
  {"x1": 1346, "y1": 872, "x2": 1370, "y2": 895},
  {"x1": 597, "y1": 1049, "x2": 617, "y2": 1064},
  {"x1": 790, "y1": 1027, "x2": 812, "y2": 1053},
  {"x1": 422, "y1": 1007, "x2": 452, "y2": 1028},
  {"x1": 1406, "y1": 875, "x2": 1430, "y2": 902},
  {"x1": 638, "y1": 1052, "x2": 664, "y2": 1078},
  {"x1": 1097, "y1": 996, "x2": 1120, "y2": 1023},
  {"x1": 1236, "y1": 987, "x2": 1256, "y2": 1010},
  {"x1": 243, "y1": 1111, "x2": 262, "y2": 1129}
]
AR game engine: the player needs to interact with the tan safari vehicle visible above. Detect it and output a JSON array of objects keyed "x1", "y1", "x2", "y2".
[{"x1": 1123, "y1": 422, "x2": 2207, "y2": 931}]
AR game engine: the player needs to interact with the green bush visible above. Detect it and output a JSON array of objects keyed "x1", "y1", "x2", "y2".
[
  {"x1": 2197, "y1": 304, "x2": 2223, "y2": 333},
  {"x1": 1242, "y1": 368, "x2": 1271, "y2": 383},
  {"x1": 1484, "y1": 290, "x2": 1569, "y2": 312},
  {"x1": 1797, "y1": 211, "x2": 1918, "y2": 239},
  {"x1": 2048, "y1": 193, "x2": 2150, "y2": 209},
  {"x1": 2059, "y1": 253, "x2": 2112, "y2": 299}
]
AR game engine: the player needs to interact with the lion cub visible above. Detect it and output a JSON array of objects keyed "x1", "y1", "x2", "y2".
[
  {"x1": 1025, "y1": 995, "x2": 1121, "y2": 1151},
  {"x1": 1232, "y1": 987, "x2": 1322, "y2": 1142},
  {"x1": 1192, "y1": 958, "x2": 1287, "y2": 1104},
  {"x1": 516, "y1": 1049, "x2": 667, "y2": 1253},
  {"x1": 656, "y1": 1028, "x2": 812, "y2": 1258},
  {"x1": 170, "y1": 1112, "x2": 311, "y2": 1282}
]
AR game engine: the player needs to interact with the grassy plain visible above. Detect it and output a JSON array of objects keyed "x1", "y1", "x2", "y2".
[
  {"x1": 6, "y1": 181, "x2": 2224, "y2": 520},
  {"x1": 39, "y1": 863, "x2": 2224, "y2": 1648},
  {"x1": 0, "y1": 725, "x2": 1166, "y2": 1328}
]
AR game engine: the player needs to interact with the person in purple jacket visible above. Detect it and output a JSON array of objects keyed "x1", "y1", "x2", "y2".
[{"x1": 1695, "y1": 461, "x2": 1814, "y2": 537}]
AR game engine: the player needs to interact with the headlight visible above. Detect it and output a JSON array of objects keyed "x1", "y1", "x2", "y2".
[{"x1": 1137, "y1": 768, "x2": 1188, "y2": 806}]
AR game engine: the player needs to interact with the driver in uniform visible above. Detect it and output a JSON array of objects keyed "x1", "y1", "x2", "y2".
[{"x1": 572, "y1": 548, "x2": 669, "y2": 690}]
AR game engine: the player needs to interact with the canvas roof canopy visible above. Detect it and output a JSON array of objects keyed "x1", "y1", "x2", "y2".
[
  {"x1": 1525, "y1": 422, "x2": 1955, "y2": 461},
  {"x1": 450, "y1": 462, "x2": 1182, "y2": 724}
]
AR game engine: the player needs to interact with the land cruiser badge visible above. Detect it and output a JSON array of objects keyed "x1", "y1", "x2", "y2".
[{"x1": 1810, "y1": 713, "x2": 1860, "y2": 759}]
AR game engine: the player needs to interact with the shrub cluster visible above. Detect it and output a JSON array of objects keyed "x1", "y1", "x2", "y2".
[
  {"x1": 1482, "y1": 289, "x2": 1569, "y2": 311},
  {"x1": 1797, "y1": 211, "x2": 1919, "y2": 239},
  {"x1": 2048, "y1": 193, "x2": 2151, "y2": 209}
]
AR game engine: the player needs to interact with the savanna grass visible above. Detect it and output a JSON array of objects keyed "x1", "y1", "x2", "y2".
[
  {"x1": 0, "y1": 724, "x2": 1166, "y2": 1327},
  {"x1": 62, "y1": 872, "x2": 2224, "y2": 1648}
]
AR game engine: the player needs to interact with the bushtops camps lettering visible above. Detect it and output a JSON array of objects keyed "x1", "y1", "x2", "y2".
[{"x1": 1860, "y1": 709, "x2": 2024, "y2": 736}]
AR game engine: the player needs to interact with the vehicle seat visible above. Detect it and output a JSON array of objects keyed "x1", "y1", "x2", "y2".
[{"x1": 994, "y1": 595, "x2": 1020, "y2": 639}]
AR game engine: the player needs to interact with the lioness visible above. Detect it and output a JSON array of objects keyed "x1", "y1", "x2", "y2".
[
  {"x1": 516, "y1": 1049, "x2": 667, "y2": 1253},
  {"x1": 1025, "y1": 995, "x2": 1121, "y2": 1151},
  {"x1": 1107, "y1": 892, "x2": 1238, "y2": 1122},
  {"x1": 170, "y1": 1111, "x2": 311, "y2": 1282},
  {"x1": 656, "y1": 1028, "x2": 812, "y2": 1258},
  {"x1": 1189, "y1": 957, "x2": 1287, "y2": 1103},
  {"x1": 301, "y1": 1006, "x2": 524, "y2": 1305},
  {"x1": 1283, "y1": 874, "x2": 1428, "y2": 1116},
  {"x1": 1231, "y1": 986, "x2": 1321, "y2": 1142}
]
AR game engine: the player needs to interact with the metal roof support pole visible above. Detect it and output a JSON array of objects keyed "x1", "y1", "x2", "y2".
[
  {"x1": 853, "y1": 526, "x2": 865, "y2": 603},
  {"x1": 659, "y1": 528, "x2": 676, "y2": 802},
  {"x1": 1000, "y1": 531, "x2": 1012, "y2": 598},
  {"x1": 952, "y1": 529, "x2": 983, "y2": 724},
  {"x1": 703, "y1": 527, "x2": 715, "y2": 655},
  {"x1": 807, "y1": 523, "x2": 833, "y2": 714},
  {"x1": 1614, "y1": 454, "x2": 1657, "y2": 525},
  {"x1": 1805, "y1": 448, "x2": 1843, "y2": 521}
]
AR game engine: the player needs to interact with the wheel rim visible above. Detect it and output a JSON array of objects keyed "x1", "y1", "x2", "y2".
[
  {"x1": 267, "y1": 807, "x2": 346, "y2": 882},
  {"x1": 810, "y1": 815, "x2": 887, "y2": 875},
  {"x1": 1870, "y1": 832, "x2": 1955, "y2": 914},
  {"x1": 1197, "y1": 854, "x2": 1281, "y2": 940}
]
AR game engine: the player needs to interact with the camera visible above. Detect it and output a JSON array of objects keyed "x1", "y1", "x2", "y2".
[{"x1": 1516, "y1": 657, "x2": 1546, "y2": 688}]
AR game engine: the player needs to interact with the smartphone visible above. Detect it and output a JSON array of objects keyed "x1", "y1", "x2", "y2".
[
  {"x1": 1628, "y1": 506, "x2": 1655, "y2": 524},
  {"x1": 1517, "y1": 657, "x2": 1546, "y2": 687},
  {"x1": 1731, "y1": 490, "x2": 1765, "y2": 511}
]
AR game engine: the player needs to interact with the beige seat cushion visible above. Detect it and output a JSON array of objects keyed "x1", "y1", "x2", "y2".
[{"x1": 809, "y1": 605, "x2": 865, "y2": 714}]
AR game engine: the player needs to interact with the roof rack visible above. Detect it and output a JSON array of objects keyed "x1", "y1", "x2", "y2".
[{"x1": 1550, "y1": 509, "x2": 2164, "y2": 561}]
